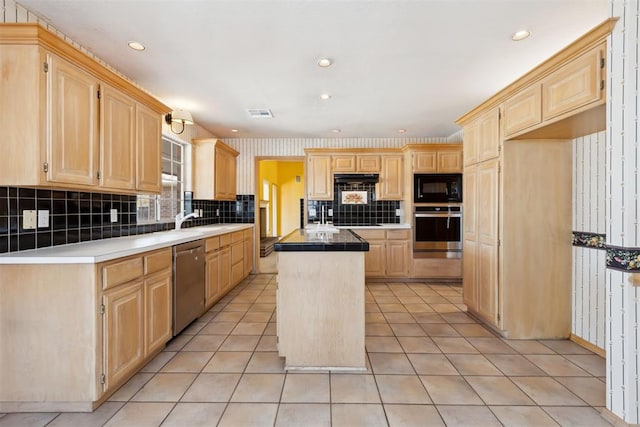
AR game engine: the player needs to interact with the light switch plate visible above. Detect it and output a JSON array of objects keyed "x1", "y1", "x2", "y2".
[
  {"x1": 23, "y1": 210, "x2": 36, "y2": 230},
  {"x1": 328, "y1": 208, "x2": 333, "y2": 216},
  {"x1": 37, "y1": 210, "x2": 49, "y2": 228},
  {"x1": 395, "y1": 209, "x2": 402, "y2": 216},
  {"x1": 110, "y1": 209, "x2": 118, "y2": 223}
]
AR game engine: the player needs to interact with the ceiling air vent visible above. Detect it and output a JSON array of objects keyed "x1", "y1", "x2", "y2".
[{"x1": 247, "y1": 109, "x2": 274, "y2": 118}]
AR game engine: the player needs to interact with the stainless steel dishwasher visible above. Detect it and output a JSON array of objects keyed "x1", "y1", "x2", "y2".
[{"x1": 173, "y1": 240, "x2": 205, "y2": 336}]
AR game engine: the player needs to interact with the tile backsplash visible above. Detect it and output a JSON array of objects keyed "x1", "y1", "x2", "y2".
[
  {"x1": 308, "y1": 182, "x2": 400, "y2": 226},
  {"x1": 0, "y1": 187, "x2": 254, "y2": 254}
]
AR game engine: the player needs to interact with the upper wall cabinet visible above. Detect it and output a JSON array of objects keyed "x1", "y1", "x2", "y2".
[
  {"x1": 307, "y1": 154, "x2": 333, "y2": 200},
  {"x1": 332, "y1": 154, "x2": 381, "y2": 172},
  {"x1": 192, "y1": 139, "x2": 239, "y2": 201},
  {"x1": 407, "y1": 144, "x2": 463, "y2": 173},
  {"x1": 0, "y1": 24, "x2": 168, "y2": 194},
  {"x1": 501, "y1": 41, "x2": 607, "y2": 140}
]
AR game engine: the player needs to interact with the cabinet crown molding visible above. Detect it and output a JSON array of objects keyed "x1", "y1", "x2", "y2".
[{"x1": 0, "y1": 23, "x2": 169, "y2": 114}]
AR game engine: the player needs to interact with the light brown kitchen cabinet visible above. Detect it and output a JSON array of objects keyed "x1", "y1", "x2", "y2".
[
  {"x1": 205, "y1": 236, "x2": 221, "y2": 310},
  {"x1": 477, "y1": 108, "x2": 501, "y2": 162},
  {"x1": 542, "y1": 43, "x2": 605, "y2": 121},
  {"x1": 356, "y1": 229, "x2": 410, "y2": 278},
  {"x1": 230, "y1": 231, "x2": 245, "y2": 286},
  {"x1": 307, "y1": 154, "x2": 333, "y2": 200},
  {"x1": 502, "y1": 85, "x2": 542, "y2": 137},
  {"x1": 0, "y1": 24, "x2": 168, "y2": 193},
  {"x1": 385, "y1": 230, "x2": 411, "y2": 277},
  {"x1": 136, "y1": 103, "x2": 162, "y2": 193},
  {"x1": 332, "y1": 154, "x2": 380, "y2": 172},
  {"x1": 102, "y1": 280, "x2": 145, "y2": 392},
  {"x1": 192, "y1": 139, "x2": 239, "y2": 201},
  {"x1": 143, "y1": 272, "x2": 172, "y2": 356},
  {"x1": 463, "y1": 123, "x2": 478, "y2": 166},
  {"x1": 243, "y1": 228, "x2": 254, "y2": 276},
  {"x1": 100, "y1": 84, "x2": 136, "y2": 190},
  {"x1": 409, "y1": 146, "x2": 463, "y2": 173},
  {"x1": 378, "y1": 155, "x2": 403, "y2": 200},
  {"x1": 219, "y1": 247, "x2": 231, "y2": 293},
  {"x1": 49, "y1": 53, "x2": 101, "y2": 187}
]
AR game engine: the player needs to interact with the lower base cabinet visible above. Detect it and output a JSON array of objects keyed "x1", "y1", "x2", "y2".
[
  {"x1": 356, "y1": 229, "x2": 411, "y2": 278},
  {"x1": 205, "y1": 226, "x2": 254, "y2": 311}
]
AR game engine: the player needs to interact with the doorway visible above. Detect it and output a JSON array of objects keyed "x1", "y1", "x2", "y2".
[{"x1": 256, "y1": 158, "x2": 305, "y2": 273}]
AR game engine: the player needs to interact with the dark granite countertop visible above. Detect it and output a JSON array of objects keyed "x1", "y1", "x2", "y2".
[{"x1": 274, "y1": 229, "x2": 370, "y2": 252}]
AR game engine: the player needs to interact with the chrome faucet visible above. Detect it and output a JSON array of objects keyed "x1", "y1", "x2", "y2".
[{"x1": 175, "y1": 211, "x2": 199, "y2": 230}]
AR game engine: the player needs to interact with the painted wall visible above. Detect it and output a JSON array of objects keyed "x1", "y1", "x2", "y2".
[
  {"x1": 607, "y1": 2, "x2": 640, "y2": 422},
  {"x1": 572, "y1": 131, "x2": 606, "y2": 350},
  {"x1": 258, "y1": 160, "x2": 304, "y2": 236}
]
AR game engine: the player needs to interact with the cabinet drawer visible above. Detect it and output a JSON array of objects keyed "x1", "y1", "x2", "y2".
[
  {"x1": 102, "y1": 256, "x2": 144, "y2": 290},
  {"x1": 144, "y1": 248, "x2": 172, "y2": 276},
  {"x1": 231, "y1": 231, "x2": 244, "y2": 243},
  {"x1": 206, "y1": 236, "x2": 220, "y2": 252},
  {"x1": 219, "y1": 233, "x2": 231, "y2": 247},
  {"x1": 387, "y1": 229, "x2": 411, "y2": 240},
  {"x1": 355, "y1": 229, "x2": 386, "y2": 240}
]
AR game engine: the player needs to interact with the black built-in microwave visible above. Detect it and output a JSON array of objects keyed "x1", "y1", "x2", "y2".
[{"x1": 414, "y1": 173, "x2": 462, "y2": 203}]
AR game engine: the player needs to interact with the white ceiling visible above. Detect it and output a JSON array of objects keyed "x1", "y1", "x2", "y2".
[{"x1": 17, "y1": 0, "x2": 610, "y2": 139}]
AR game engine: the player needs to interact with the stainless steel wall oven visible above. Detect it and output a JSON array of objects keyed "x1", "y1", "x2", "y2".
[{"x1": 413, "y1": 205, "x2": 462, "y2": 252}]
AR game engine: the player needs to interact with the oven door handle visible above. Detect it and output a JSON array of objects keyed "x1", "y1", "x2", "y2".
[{"x1": 414, "y1": 213, "x2": 462, "y2": 218}]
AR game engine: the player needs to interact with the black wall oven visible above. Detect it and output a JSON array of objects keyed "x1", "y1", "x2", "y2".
[
  {"x1": 413, "y1": 205, "x2": 462, "y2": 252},
  {"x1": 414, "y1": 173, "x2": 462, "y2": 203}
]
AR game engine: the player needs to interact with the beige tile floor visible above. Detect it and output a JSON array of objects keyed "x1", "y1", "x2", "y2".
[{"x1": 0, "y1": 274, "x2": 611, "y2": 427}]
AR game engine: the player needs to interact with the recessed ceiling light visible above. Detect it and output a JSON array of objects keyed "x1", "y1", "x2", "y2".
[
  {"x1": 331, "y1": 129, "x2": 341, "y2": 133},
  {"x1": 511, "y1": 30, "x2": 531, "y2": 41},
  {"x1": 128, "y1": 41, "x2": 145, "y2": 51},
  {"x1": 317, "y1": 58, "x2": 333, "y2": 67},
  {"x1": 231, "y1": 129, "x2": 239, "y2": 133},
  {"x1": 320, "y1": 93, "x2": 331, "y2": 100},
  {"x1": 398, "y1": 129, "x2": 407, "y2": 133}
]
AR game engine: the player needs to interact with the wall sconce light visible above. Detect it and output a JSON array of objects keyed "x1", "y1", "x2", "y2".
[{"x1": 165, "y1": 110, "x2": 194, "y2": 135}]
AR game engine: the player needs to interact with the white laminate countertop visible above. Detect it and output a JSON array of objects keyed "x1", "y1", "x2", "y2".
[
  {"x1": 336, "y1": 223, "x2": 411, "y2": 230},
  {"x1": 0, "y1": 224, "x2": 254, "y2": 265}
]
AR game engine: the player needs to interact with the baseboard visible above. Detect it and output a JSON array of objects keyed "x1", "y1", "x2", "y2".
[
  {"x1": 570, "y1": 333, "x2": 606, "y2": 357},
  {"x1": 600, "y1": 407, "x2": 639, "y2": 426}
]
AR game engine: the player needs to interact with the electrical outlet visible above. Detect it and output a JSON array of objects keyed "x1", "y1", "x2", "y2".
[
  {"x1": 110, "y1": 209, "x2": 118, "y2": 223},
  {"x1": 37, "y1": 210, "x2": 49, "y2": 228},
  {"x1": 23, "y1": 210, "x2": 36, "y2": 230},
  {"x1": 216, "y1": 208, "x2": 220, "y2": 216},
  {"x1": 395, "y1": 209, "x2": 402, "y2": 216},
  {"x1": 328, "y1": 208, "x2": 333, "y2": 216}
]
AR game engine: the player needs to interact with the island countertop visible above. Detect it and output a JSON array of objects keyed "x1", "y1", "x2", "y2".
[{"x1": 274, "y1": 228, "x2": 369, "y2": 252}]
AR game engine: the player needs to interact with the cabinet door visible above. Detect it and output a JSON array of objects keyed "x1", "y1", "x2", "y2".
[
  {"x1": 462, "y1": 166, "x2": 478, "y2": 309},
  {"x1": 463, "y1": 122, "x2": 478, "y2": 166},
  {"x1": 476, "y1": 159, "x2": 500, "y2": 326},
  {"x1": 136, "y1": 103, "x2": 162, "y2": 193},
  {"x1": 48, "y1": 54, "x2": 100, "y2": 186},
  {"x1": 215, "y1": 148, "x2": 237, "y2": 200},
  {"x1": 307, "y1": 155, "x2": 333, "y2": 200},
  {"x1": 477, "y1": 108, "x2": 500, "y2": 163},
  {"x1": 332, "y1": 155, "x2": 356, "y2": 172},
  {"x1": 503, "y1": 85, "x2": 542, "y2": 137},
  {"x1": 100, "y1": 85, "x2": 136, "y2": 190},
  {"x1": 386, "y1": 240, "x2": 410, "y2": 277},
  {"x1": 206, "y1": 251, "x2": 221, "y2": 308},
  {"x1": 219, "y1": 247, "x2": 231, "y2": 292},
  {"x1": 244, "y1": 230, "x2": 254, "y2": 276},
  {"x1": 542, "y1": 44, "x2": 604, "y2": 120},
  {"x1": 378, "y1": 155, "x2": 403, "y2": 200},
  {"x1": 413, "y1": 152, "x2": 437, "y2": 172},
  {"x1": 144, "y1": 272, "x2": 172, "y2": 356},
  {"x1": 103, "y1": 281, "x2": 144, "y2": 391},
  {"x1": 364, "y1": 241, "x2": 386, "y2": 277},
  {"x1": 357, "y1": 155, "x2": 381, "y2": 172},
  {"x1": 437, "y1": 151, "x2": 463, "y2": 172}
]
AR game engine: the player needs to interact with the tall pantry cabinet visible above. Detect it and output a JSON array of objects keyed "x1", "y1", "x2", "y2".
[{"x1": 458, "y1": 20, "x2": 615, "y2": 339}]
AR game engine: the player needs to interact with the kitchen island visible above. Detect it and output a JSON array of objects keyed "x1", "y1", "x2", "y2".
[{"x1": 274, "y1": 228, "x2": 369, "y2": 370}]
